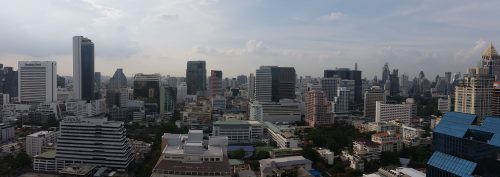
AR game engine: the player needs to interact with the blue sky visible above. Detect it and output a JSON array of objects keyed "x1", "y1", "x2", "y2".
[{"x1": 0, "y1": 0, "x2": 499, "y2": 79}]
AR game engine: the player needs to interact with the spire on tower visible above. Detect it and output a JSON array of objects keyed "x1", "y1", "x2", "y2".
[{"x1": 482, "y1": 42, "x2": 499, "y2": 57}]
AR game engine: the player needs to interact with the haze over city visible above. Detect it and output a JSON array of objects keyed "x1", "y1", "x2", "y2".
[{"x1": 1, "y1": 0, "x2": 500, "y2": 78}]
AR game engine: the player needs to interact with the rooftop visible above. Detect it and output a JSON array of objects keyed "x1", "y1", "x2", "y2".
[
  {"x1": 59, "y1": 164, "x2": 97, "y2": 176},
  {"x1": 153, "y1": 158, "x2": 231, "y2": 174},
  {"x1": 482, "y1": 42, "x2": 499, "y2": 57},
  {"x1": 34, "y1": 150, "x2": 56, "y2": 159},
  {"x1": 28, "y1": 131, "x2": 54, "y2": 137}
]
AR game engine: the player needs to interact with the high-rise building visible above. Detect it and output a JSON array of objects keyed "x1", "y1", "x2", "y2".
[
  {"x1": 160, "y1": 86, "x2": 176, "y2": 116},
  {"x1": 399, "y1": 73, "x2": 409, "y2": 97},
  {"x1": 333, "y1": 87, "x2": 350, "y2": 114},
  {"x1": 321, "y1": 77, "x2": 341, "y2": 102},
  {"x1": 454, "y1": 67, "x2": 493, "y2": 118},
  {"x1": 364, "y1": 86, "x2": 385, "y2": 120},
  {"x1": 0, "y1": 66, "x2": 18, "y2": 97},
  {"x1": 305, "y1": 90, "x2": 332, "y2": 127},
  {"x1": 133, "y1": 73, "x2": 161, "y2": 113},
  {"x1": 109, "y1": 68, "x2": 127, "y2": 90},
  {"x1": 255, "y1": 66, "x2": 296, "y2": 102},
  {"x1": 56, "y1": 117, "x2": 133, "y2": 170},
  {"x1": 492, "y1": 82, "x2": 500, "y2": 117},
  {"x1": 209, "y1": 70, "x2": 223, "y2": 97},
  {"x1": 248, "y1": 73, "x2": 255, "y2": 101},
  {"x1": 73, "y1": 36, "x2": 95, "y2": 101},
  {"x1": 18, "y1": 61, "x2": 57, "y2": 103},
  {"x1": 427, "y1": 112, "x2": 500, "y2": 176},
  {"x1": 381, "y1": 63, "x2": 390, "y2": 85},
  {"x1": 94, "y1": 72, "x2": 101, "y2": 99},
  {"x1": 389, "y1": 69, "x2": 400, "y2": 96},
  {"x1": 236, "y1": 75, "x2": 247, "y2": 87},
  {"x1": 176, "y1": 82, "x2": 187, "y2": 103},
  {"x1": 481, "y1": 42, "x2": 500, "y2": 80},
  {"x1": 186, "y1": 61, "x2": 207, "y2": 95},
  {"x1": 324, "y1": 68, "x2": 362, "y2": 103}
]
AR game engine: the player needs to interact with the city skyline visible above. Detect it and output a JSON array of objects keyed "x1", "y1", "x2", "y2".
[{"x1": 1, "y1": 1, "x2": 500, "y2": 78}]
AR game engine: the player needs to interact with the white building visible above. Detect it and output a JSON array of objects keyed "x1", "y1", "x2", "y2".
[
  {"x1": 212, "y1": 120, "x2": 264, "y2": 144},
  {"x1": 56, "y1": 117, "x2": 133, "y2": 171},
  {"x1": 151, "y1": 130, "x2": 231, "y2": 177},
  {"x1": 371, "y1": 132, "x2": 402, "y2": 152},
  {"x1": 249, "y1": 100, "x2": 301, "y2": 123},
  {"x1": 259, "y1": 156, "x2": 312, "y2": 177},
  {"x1": 263, "y1": 122, "x2": 299, "y2": 149},
  {"x1": 401, "y1": 125, "x2": 424, "y2": 147},
  {"x1": 255, "y1": 66, "x2": 274, "y2": 102},
  {"x1": 375, "y1": 98, "x2": 416, "y2": 124},
  {"x1": 26, "y1": 131, "x2": 59, "y2": 157},
  {"x1": 18, "y1": 61, "x2": 57, "y2": 103},
  {"x1": 366, "y1": 121, "x2": 400, "y2": 134},
  {"x1": 437, "y1": 96, "x2": 451, "y2": 113},
  {"x1": 455, "y1": 67, "x2": 493, "y2": 118}
]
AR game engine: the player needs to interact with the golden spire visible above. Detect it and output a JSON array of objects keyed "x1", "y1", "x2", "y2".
[{"x1": 482, "y1": 42, "x2": 499, "y2": 57}]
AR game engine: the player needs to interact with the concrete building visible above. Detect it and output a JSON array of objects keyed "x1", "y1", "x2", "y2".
[
  {"x1": 315, "y1": 148, "x2": 334, "y2": 165},
  {"x1": 305, "y1": 90, "x2": 333, "y2": 127},
  {"x1": 259, "y1": 156, "x2": 312, "y2": 177},
  {"x1": 56, "y1": 117, "x2": 133, "y2": 171},
  {"x1": 481, "y1": 42, "x2": 500, "y2": 80},
  {"x1": 371, "y1": 132, "x2": 402, "y2": 152},
  {"x1": 211, "y1": 95, "x2": 226, "y2": 111},
  {"x1": 26, "y1": 131, "x2": 59, "y2": 157},
  {"x1": 366, "y1": 121, "x2": 400, "y2": 134},
  {"x1": 247, "y1": 73, "x2": 255, "y2": 101},
  {"x1": 493, "y1": 82, "x2": 500, "y2": 117},
  {"x1": 160, "y1": 86, "x2": 177, "y2": 117},
  {"x1": 437, "y1": 96, "x2": 451, "y2": 113},
  {"x1": 263, "y1": 122, "x2": 299, "y2": 149},
  {"x1": 320, "y1": 77, "x2": 341, "y2": 102},
  {"x1": 73, "y1": 36, "x2": 95, "y2": 101},
  {"x1": 255, "y1": 66, "x2": 296, "y2": 102},
  {"x1": 0, "y1": 123, "x2": 15, "y2": 143},
  {"x1": 212, "y1": 120, "x2": 264, "y2": 144},
  {"x1": 454, "y1": 67, "x2": 493, "y2": 118},
  {"x1": 18, "y1": 61, "x2": 57, "y2": 103},
  {"x1": 210, "y1": 70, "x2": 223, "y2": 98},
  {"x1": 324, "y1": 68, "x2": 362, "y2": 103},
  {"x1": 364, "y1": 86, "x2": 385, "y2": 120},
  {"x1": 249, "y1": 100, "x2": 301, "y2": 123},
  {"x1": 109, "y1": 68, "x2": 127, "y2": 90},
  {"x1": 333, "y1": 87, "x2": 350, "y2": 113},
  {"x1": 151, "y1": 130, "x2": 231, "y2": 177},
  {"x1": 133, "y1": 73, "x2": 161, "y2": 113},
  {"x1": 65, "y1": 99, "x2": 106, "y2": 117},
  {"x1": 176, "y1": 82, "x2": 187, "y2": 103},
  {"x1": 401, "y1": 125, "x2": 424, "y2": 147},
  {"x1": 375, "y1": 98, "x2": 416, "y2": 124}
]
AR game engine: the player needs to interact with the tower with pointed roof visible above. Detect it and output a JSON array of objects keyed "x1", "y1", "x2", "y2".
[{"x1": 481, "y1": 42, "x2": 500, "y2": 80}]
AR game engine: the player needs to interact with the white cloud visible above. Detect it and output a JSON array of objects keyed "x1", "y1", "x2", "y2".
[{"x1": 319, "y1": 11, "x2": 343, "y2": 21}]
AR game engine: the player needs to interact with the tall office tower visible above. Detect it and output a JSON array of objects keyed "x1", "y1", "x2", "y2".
[
  {"x1": 305, "y1": 90, "x2": 332, "y2": 127},
  {"x1": 454, "y1": 67, "x2": 494, "y2": 118},
  {"x1": 324, "y1": 68, "x2": 362, "y2": 103},
  {"x1": 73, "y1": 36, "x2": 95, "y2": 101},
  {"x1": 492, "y1": 82, "x2": 500, "y2": 116},
  {"x1": 109, "y1": 68, "x2": 127, "y2": 90},
  {"x1": 364, "y1": 86, "x2": 385, "y2": 120},
  {"x1": 389, "y1": 69, "x2": 400, "y2": 96},
  {"x1": 160, "y1": 86, "x2": 177, "y2": 116},
  {"x1": 333, "y1": 87, "x2": 350, "y2": 113},
  {"x1": 255, "y1": 66, "x2": 296, "y2": 102},
  {"x1": 186, "y1": 61, "x2": 207, "y2": 95},
  {"x1": 340, "y1": 80, "x2": 355, "y2": 104},
  {"x1": 427, "y1": 112, "x2": 500, "y2": 176},
  {"x1": 481, "y1": 42, "x2": 500, "y2": 80},
  {"x1": 381, "y1": 63, "x2": 390, "y2": 84},
  {"x1": 209, "y1": 70, "x2": 223, "y2": 97},
  {"x1": 376, "y1": 98, "x2": 416, "y2": 124},
  {"x1": 56, "y1": 117, "x2": 133, "y2": 170},
  {"x1": 133, "y1": 73, "x2": 161, "y2": 113},
  {"x1": 94, "y1": 72, "x2": 101, "y2": 99},
  {"x1": 399, "y1": 73, "x2": 409, "y2": 97},
  {"x1": 248, "y1": 73, "x2": 255, "y2": 101},
  {"x1": 176, "y1": 82, "x2": 187, "y2": 103},
  {"x1": 166, "y1": 76, "x2": 178, "y2": 87},
  {"x1": 321, "y1": 77, "x2": 341, "y2": 101},
  {"x1": 236, "y1": 75, "x2": 247, "y2": 87},
  {"x1": 18, "y1": 61, "x2": 57, "y2": 103},
  {"x1": 57, "y1": 75, "x2": 66, "y2": 88},
  {"x1": 0, "y1": 66, "x2": 18, "y2": 97},
  {"x1": 106, "y1": 88, "x2": 129, "y2": 109}
]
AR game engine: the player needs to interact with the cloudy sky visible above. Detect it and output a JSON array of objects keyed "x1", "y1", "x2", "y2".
[{"x1": 0, "y1": 0, "x2": 499, "y2": 79}]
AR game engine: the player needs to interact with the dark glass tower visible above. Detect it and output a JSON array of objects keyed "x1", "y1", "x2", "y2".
[
  {"x1": 186, "y1": 61, "x2": 207, "y2": 95},
  {"x1": 324, "y1": 68, "x2": 362, "y2": 103},
  {"x1": 73, "y1": 36, "x2": 95, "y2": 101}
]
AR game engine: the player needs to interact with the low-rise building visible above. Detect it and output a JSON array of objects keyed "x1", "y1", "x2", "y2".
[
  {"x1": 263, "y1": 122, "x2": 299, "y2": 149},
  {"x1": 401, "y1": 125, "x2": 424, "y2": 147},
  {"x1": 26, "y1": 131, "x2": 59, "y2": 157},
  {"x1": 0, "y1": 123, "x2": 15, "y2": 143},
  {"x1": 249, "y1": 100, "x2": 301, "y2": 123},
  {"x1": 371, "y1": 132, "x2": 402, "y2": 152},
  {"x1": 366, "y1": 121, "x2": 400, "y2": 133},
  {"x1": 212, "y1": 120, "x2": 264, "y2": 144},
  {"x1": 375, "y1": 98, "x2": 416, "y2": 124},
  {"x1": 314, "y1": 148, "x2": 334, "y2": 165},
  {"x1": 353, "y1": 140, "x2": 381, "y2": 162},
  {"x1": 259, "y1": 156, "x2": 312, "y2": 177}
]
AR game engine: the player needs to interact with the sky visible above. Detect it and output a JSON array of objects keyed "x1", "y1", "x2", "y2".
[{"x1": 1, "y1": 0, "x2": 499, "y2": 79}]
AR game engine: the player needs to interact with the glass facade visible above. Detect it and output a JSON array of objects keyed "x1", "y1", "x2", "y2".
[{"x1": 80, "y1": 40, "x2": 95, "y2": 101}]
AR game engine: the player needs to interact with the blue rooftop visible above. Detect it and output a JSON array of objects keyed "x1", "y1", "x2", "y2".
[
  {"x1": 227, "y1": 146, "x2": 255, "y2": 152},
  {"x1": 427, "y1": 152, "x2": 477, "y2": 177}
]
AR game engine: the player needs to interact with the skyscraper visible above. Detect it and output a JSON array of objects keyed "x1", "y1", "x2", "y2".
[
  {"x1": 321, "y1": 77, "x2": 340, "y2": 101},
  {"x1": 94, "y1": 72, "x2": 101, "y2": 99},
  {"x1": 454, "y1": 67, "x2": 493, "y2": 118},
  {"x1": 255, "y1": 66, "x2": 296, "y2": 102},
  {"x1": 186, "y1": 61, "x2": 207, "y2": 95},
  {"x1": 160, "y1": 86, "x2": 177, "y2": 116},
  {"x1": 389, "y1": 69, "x2": 400, "y2": 96},
  {"x1": 492, "y1": 82, "x2": 500, "y2": 117},
  {"x1": 364, "y1": 86, "x2": 385, "y2": 120},
  {"x1": 209, "y1": 70, "x2": 223, "y2": 97},
  {"x1": 109, "y1": 68, "x2": 127, "y2": 90},
  {"x1": 248, "y1": 73, "x2": 255, "y2": 101},
  {"x1": 333, "y1": 87, "x2": 350, "y2": 113},
  {"x1": 382, "y1": 63, "x2": 390, "y2": 84},
  {"x1": 324, "y1": 68, "x2": 362, "y2": 103},
  {"x1": 481, "y1": 42, "x2": 500, "y2": 80},
  {"x1": 133, "y1": 73, "x2": 161, "y2": 113},
  {"x1": 18, "y1": 61, "x2": 57, "y2": 103},
  {"x1": 73, "y1": 36, "x2": 95, "y2": 101}
]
